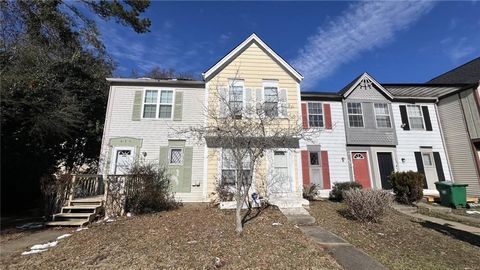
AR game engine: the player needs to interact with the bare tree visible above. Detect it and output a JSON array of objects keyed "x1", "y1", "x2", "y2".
[
  {"x1": 129, "y1": 66, "x2": 197, "y2": 80},
  {"x1": 181, "y1": 72, "x2": 312, "y2": 234}
]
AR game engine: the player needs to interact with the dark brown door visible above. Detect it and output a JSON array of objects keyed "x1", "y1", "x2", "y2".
[{"x1": 377, "y1": 152, "x2": 394, "y2": 189}]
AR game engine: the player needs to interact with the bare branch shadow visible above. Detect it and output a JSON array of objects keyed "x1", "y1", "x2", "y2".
[{"x1": 414, "y1": 220, "x2": 480, "y2": 247}]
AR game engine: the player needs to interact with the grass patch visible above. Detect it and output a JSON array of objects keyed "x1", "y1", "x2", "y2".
[
  {"x1": 417, "y1": 207, "x2": 480, "y2": 228},
  {"x1": 309, "y1": 201, "x2": 480, "y2": 270}
]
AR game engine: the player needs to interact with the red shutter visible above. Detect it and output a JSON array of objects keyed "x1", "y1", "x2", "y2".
[
  {"x1": 321, "y1": 151, "x2": 331, "y2": 189},
  {"x1": 301, "y1": 150, "x2": 310, "y2": 186},
  {"x1": 324, "y1": 103, "x2": 332, "y2": 129},
  {"x1": 301, "y1": 103, "x2": 308, "y2": 129}
]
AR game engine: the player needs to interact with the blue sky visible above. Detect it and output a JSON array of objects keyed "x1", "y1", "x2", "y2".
[{"x1": 98, "y1": 1, "x2": 480, "y2": 91}]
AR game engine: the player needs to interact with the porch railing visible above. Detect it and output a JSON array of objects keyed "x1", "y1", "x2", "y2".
[{"x1": 68, "y1": 174, "x2": 105, "y2": 202}]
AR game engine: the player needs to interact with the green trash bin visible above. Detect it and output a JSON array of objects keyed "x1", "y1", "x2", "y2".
[{"x1": 435, "y1": 181, "x2": 468, "y2": 208}]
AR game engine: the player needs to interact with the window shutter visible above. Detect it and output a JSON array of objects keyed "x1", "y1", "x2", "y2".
[
  {"x1": 255, "y1": 88, "x2": 263, "y2": 114},
  {"x1": 301, "y1": 103, "x2": 309, "y2": 129},
  {"x1": 244, "y1": 88, "x2": 253, "y2": 117},
  {"x1": 159, "y1": 146, "x2": 169, "y2": 167},
  {"x1": 422, "y1": 106, "x2": 432, "y2": 131},
  {"x1": 324, "y1": 103, "x2": 332, "y2": 129},
  {"x1": 414, "y1": 152, "x2": 428, "y2": 188},
  {"x1": 301, "y1": 150, "x2": 310, "y2": 186},
  {"x1": 132, "y1": 91, "x2": 142, "y2": 121},
  {"x1": 433, "y1": 152, "x2": 445, "y2": 181},
  {"x1": 173, "y1": 91, "x2": 183, "y2": 121},
  {"x1": 219, "y1": 86, "x2": 228, "y2": 117},
  {"x1": 399, "y1": 105, "x2": 410, "y2": 130},
  {"x1": 321, "y1": 151, "x2": 331, "y2": 189},
  {"x1": 179, "y1": 147, "x2": 193, "y2": 193},
  {"x1": 279, "y1": 88, "x2": 288, "y2": 117}
]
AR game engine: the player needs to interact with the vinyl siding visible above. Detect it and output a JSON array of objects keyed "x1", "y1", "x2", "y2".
[
  {"x1": 206, "y1": 41, "x2": 302, "y2": 199},
  {"x1": 460, "y1": 88, "x2": 480, "y2": 139},
  {"x1": 392, "y1": 102, "x2": 452, "y2": 189},
  {"x1": 99, "y1": 85, "x2": 207, "y2": 202},
  {"x1": 300, "y1": 101, "x2": 350, "y2": 187},
  {"x1": 438, "y1": 94, "x2": 480, "y2": 196}
]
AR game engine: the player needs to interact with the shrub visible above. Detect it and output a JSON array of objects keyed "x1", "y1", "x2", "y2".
[
  {"x1": 303, "y1": 184, "x2": 319, "y2": 201},
  {"x1": 40, "y1": 173, "x2": 72, "y2": 220},
  {"x1": 343, "y1": 189, "x2": 393, "y2": 223},
  {"x1": 329, "y1": 181, "x2": 363, "y2": 201},
  {"x1": 214, "y1": 181, "x2": 235, "y2": 202},
  {"x1": 125, "y1": 163, "x2": 181, "y2": 214},
  {"x1": 389, "y1": 171, "x2": 424, "y2": 204}
]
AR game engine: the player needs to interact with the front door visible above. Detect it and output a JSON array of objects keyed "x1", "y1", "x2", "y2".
[
  {"x1": 111, "y1": 147, "x2": 134, "y2": 174},
  {"x1": 269, "y1": 151, "x2": 291, "y2": 194},
  {"x1": 309, "y1": 151, "x2": 323, "y2": 188},
  {"x1": 351, "y1": 152, "x2": 371, "y2": 188},
  {"x1": 377, "y1": 152, "x2": 394, "y2": 189}
]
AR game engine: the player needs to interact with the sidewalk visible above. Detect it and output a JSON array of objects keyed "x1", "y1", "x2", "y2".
[
  {"x1": 280, "y1": 207, "x2": 387, "y2": 270},
  {"x1": 0, "y1": 229, "x2": 70, "y2": 257}
]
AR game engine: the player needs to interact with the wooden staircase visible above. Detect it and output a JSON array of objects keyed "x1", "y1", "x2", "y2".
[{"x1": 47, "y1": 196, "x2": 104, "y2": 226}]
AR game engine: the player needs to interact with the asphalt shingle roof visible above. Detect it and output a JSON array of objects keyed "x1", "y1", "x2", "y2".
[{"x1": 427, "y1": 57, "x2": 480, "y2": 84}]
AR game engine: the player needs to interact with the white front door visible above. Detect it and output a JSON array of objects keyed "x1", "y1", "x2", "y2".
[
  {"x1": 110, "y1": 147, "x2": 135, "y2": 174},
  {"x1": 421, "y1": 151, "x2": 438, "y2": 189},
  {"x1": 268, "y1": 151, "x2": 292, "y2": 195}
]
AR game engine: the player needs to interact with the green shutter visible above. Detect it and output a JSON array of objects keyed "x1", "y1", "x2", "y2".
[
  {"x1": 173, "y1": 91, "x2": 183, "y2": 121},
  {"x1": 159, "y1": 146, "x2": 169, "y2": 167},
  {"x1": 180, "y1": 147, "x2": 193, "y2": 193},
  {"x1": 132, "y1": 91, "x2": 143, "y2": 121}
]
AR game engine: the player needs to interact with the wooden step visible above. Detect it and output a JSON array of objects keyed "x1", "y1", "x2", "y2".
[
  {"x1": 61, "y1": 205, "x2": 101, "y2": 214},
  {"x1": 46, "y1": 220, "x2": 89, "y2": 227},
  {"x1": 54, "y1": 213, "x2": 93, "y2": 218}
]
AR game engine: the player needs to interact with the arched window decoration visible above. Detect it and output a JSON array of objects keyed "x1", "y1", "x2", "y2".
[{"x1": 353, "y1": 153, "x2": 365, "y2": 159}]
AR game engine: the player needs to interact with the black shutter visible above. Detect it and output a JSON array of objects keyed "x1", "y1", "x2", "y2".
[
  {"x1": 399, "y1": 105, "x2": 410, "y2": 130},
  {"x1": 433, "y1": 152, "x2": 445, "y2": 181},
  {"x1": 422, "y1": 106, "x2": 432, "y2": 131},
  {"x1": 414, "y1": 152, "x2": 428, "y2": 189}
]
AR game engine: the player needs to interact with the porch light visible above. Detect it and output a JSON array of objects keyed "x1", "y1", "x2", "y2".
[
  {"x1": 142, "y1": 152, "x2": 147, "y2": 157},
  {"x1": 401, "y1": 158, "x2": 406, "y2": 163}
]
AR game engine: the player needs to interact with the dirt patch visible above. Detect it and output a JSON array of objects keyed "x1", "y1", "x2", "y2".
[
  {"x1": 1, "y1": 204, "x2": 340, "y2": 269},
  {"x1": 308, "y1": 201, "x2": 480, "y2": 270}
]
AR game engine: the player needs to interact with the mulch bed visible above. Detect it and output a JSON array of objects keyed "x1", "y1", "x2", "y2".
[
  {"x1": 309, "y1": 201, "x2": 480, "y2": 270},
  {"x1": 1, "y1": 204, "x2": 340, "y2": 269}
]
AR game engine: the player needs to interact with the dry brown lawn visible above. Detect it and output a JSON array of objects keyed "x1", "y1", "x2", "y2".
[{"x1": 1, "y1": 204, "x2": 340, "y2": 269}]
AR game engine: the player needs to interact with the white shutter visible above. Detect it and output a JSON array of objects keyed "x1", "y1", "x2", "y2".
[
  {"x1": 219, "y1": 86, "x2": 228, "y2": 117},
  {"x1": 244, "y1": 88, "x2": 253, "y2": 117},
  {"x1": 279, "y1": 88, "x2": 288, "y2": 117},
  {"x1": 255, "y1": 88, "x2": 263, "y2": 115}
]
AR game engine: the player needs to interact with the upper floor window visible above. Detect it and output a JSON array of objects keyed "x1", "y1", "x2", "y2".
[
  {"x1": 407, "y1": 105, "x2": 424, "y2": 130},
  {"x1": 143, "y1": 89, "x2": 174, "y2": 119},
  {"x1": 347, "y1": 102, "x2": 364, "y2": 127},
  {"x1": 228, "y1": 79, "x2": 244, "y2": 117},
  {"x1": 263, "y1": 80, "x2": 279, "y2": 117},
  {"x1": 308, "y1": 102, "x2": 324, "y2": 127},
  {"x1": 374, "y1": 103, "x2": 391, "y2": 128}
]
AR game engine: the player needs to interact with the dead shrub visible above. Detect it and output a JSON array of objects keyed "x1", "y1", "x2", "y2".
[
  {"x1": 214, "y1": 180, "x2": 235, "y2": 202},
  {"x1": 125, "y1": 163, "x2": 181, "y2": 214},
  {"x1": 303, "y1": 184, "x2": 319, "y2": 201},
  {"x1": 343, "y1": 189, "x2": 393, "y2": 223},
  {"x1": 40, "y1": 173, "x2": 72, "y2": 220}
]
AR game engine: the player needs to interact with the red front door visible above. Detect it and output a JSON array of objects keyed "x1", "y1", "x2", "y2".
[{"x1": 351, "y1": 152, "x2": 371, "y2": 188}]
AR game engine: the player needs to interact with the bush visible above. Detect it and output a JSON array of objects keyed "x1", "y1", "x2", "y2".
[
  {"x1": 389, "y1": 171, "x2": 424, "y2": 204},
  {"x1": 40, "y1": 173, "x2": 72, "y2": 220},
  {"x1": 343, "y1": 189, "x2": 393, "y2": 223},
  {"x1": 214, "y1": 181, "x2": 235, "y2": 202},
  {"x1": 329, "y1": 181, "x2": 363, "y2": 201},
  {"x1": 303, "y1": 184, "x2": 319, "y2": 201},
  {"x1": 125, "y1": 163, "x2": 181, "y2": 214}
]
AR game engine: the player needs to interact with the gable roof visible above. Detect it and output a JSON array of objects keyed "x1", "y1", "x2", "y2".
[
  {"x1": 339, "y1": 72, "x2": 394, "y2": 99},
  {"x1": 428, "y1": 57, "x2": 480, "y2": 84},
  {"x1": 202, "y1": 33, "x2": 303, "y2": 82}
]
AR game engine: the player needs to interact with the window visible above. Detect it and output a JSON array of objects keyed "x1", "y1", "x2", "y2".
[
  {"x1": 263, "y1": 80, "x2": 279, "y2": 117},
  {"x1": 407, "y1": 105, "x2": 424, "y2": 130},
  {"x1": 309, "y1": 152, "x2": 319, "y2": 165},
  {"x1": 374, "y1": 103, "x2": 392, "y2": 128},
  {"x1": 142, "y1": 89, "x2": 174, "y2": 119},
  {"x1": 273, "y1": 151, "x2": 288, "y2": 177},
  {"x1": 229, "y1": 80, "x2": 244, "y2": 117},
  {"x1": 347, "y1": 102, "x2": 364, "y2": 127},
  {"x1": 422, "y1": 153, "x2": 433, "y2": 167},
  {"x1": 221, "y1": 149, "x2": 250, "y2": 186},
  {"x1": 308, "y1": 102, "x2": 324, "y2": 127},
  {"x1": 169, "y1": 148, "x2": 183, "y2": 165}
]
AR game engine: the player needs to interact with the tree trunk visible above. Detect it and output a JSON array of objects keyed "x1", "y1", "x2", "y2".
[{"x1": 235, "y1": 198, "x2": 243, "y2": 234}]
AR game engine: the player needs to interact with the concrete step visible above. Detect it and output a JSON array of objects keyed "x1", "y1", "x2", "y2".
[
  {"x1": 280, "y1": 207, "x2": 316, "y2": 225},
  {"x1": 270, "y1": 197, "x2": 309, "y2": 208},
  {"x1": 46, "y1": 219, "x2": 89, "y2": 227}
]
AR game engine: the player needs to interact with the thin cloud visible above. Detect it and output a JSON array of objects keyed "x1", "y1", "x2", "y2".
[{"x1": 293, "y1": 1, "x2": 435, "y2": 88}]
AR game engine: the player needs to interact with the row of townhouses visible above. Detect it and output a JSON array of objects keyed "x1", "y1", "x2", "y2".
[{"x1": 98, "y1": 34, "x2": 480, "y2": 206}]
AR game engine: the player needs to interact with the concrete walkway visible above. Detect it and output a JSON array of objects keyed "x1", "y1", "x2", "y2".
[
  {"x1": 0, "y1": 229, "x2": 71, "y2": 257},
  {"x1": 280, "y1": 207, "x2": 387, "y2": 270},
  {"x1": 393, "y1": 204, "x2": 480, "y2": 236}
]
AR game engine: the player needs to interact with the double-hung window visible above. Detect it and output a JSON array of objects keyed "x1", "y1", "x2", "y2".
[
  {"x1": 374, "y1": 103, "x2": 391, "y2": 128},
  {"x1": 347, "y1": 102, "x2": 364, "y2": 127},
  {"x1": 407, "y1": 105, "x2": 424, "y2": 130},
  {"x1": 228, "y1": 80, "x2": 244, "y2": 117},
  {"x1": 263, "y1": 80, "x2": 279, "y2": 117},
  {"x1": 142, "y1": 89, "x2": 174, "y2": 119},
  {"x1": 308, "y1": 102, "x2": 324, "y2": 127},
  {"x1": 221, "y1": 149, "x2": 251, "y2": 186}
]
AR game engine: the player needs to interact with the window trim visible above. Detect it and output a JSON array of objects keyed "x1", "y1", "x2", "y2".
[
  {"x1": 406, "y1": 104, "x2": 425, "y2": 130},
  {"x1": 168, "y1": 148, "x2": 183, "y2": 166},
  {"x1": 347, "y1": 102, "x2": 364, "y2": 128},
  {"x1": 373, "y1": 103, "x2": 392, "y2": 129},
  {"x1": 141, "y1": 87, "x2": 175, "y2": 120},
  {"x1": 307, "y1": 102, "x2": 325, "y2": 128},
  {"x1": 228, "y1": 79, "x2": 245, "y2": 118},
  {"x1": 262, "y1": 80, "x2": 280, "y2": 118},
  {"x1": 221, "y1": 148, "x2": 251, "y2": 186}
]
